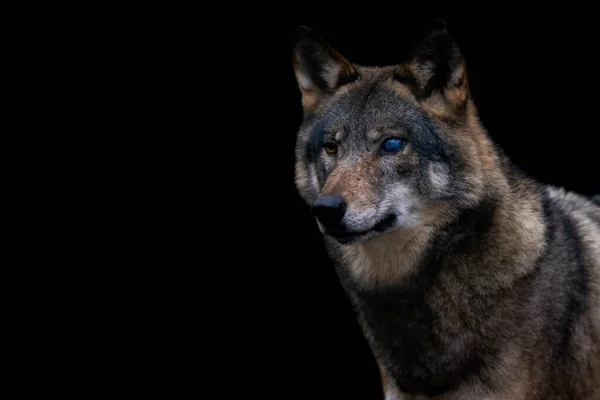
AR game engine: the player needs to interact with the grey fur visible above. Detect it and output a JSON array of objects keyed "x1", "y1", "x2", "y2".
[{"x1": 293, "y1": 25, "x2": 600, "y2": 399}]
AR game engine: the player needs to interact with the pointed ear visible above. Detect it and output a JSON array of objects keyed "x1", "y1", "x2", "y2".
[
  {"x1": 292, "y1": 26, "x2": 357, "y2": 112},
  {"x1": 394, "y1": 19, "x2": 468, "y2": 108}
]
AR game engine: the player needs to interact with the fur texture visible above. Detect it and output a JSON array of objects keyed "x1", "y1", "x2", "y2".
[{"x1": 292, "y1": 22, "x2": 600, "y2": 399}]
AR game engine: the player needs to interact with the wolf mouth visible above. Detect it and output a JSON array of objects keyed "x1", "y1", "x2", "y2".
[{"x1": 326, "y1": 214, "x2": 397, "y2": 244}]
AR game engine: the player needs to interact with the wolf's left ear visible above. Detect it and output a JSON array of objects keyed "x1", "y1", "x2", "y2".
[
  {"x1": 395, "y1": 19, "x2": 468, "y2": 109},
  {"x1": 292, "y1": 26, "x2": 357, "y2": 112}
]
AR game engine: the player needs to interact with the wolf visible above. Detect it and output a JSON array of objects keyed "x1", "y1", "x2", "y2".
[{"x1": 292, "y1": 20, "x2": 600, "y2": 400}]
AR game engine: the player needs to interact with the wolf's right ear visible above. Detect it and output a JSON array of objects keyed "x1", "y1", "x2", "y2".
[
  {"x1": 292, "y1": 26, "x2": 357, "y2": 112},
  {"x1": 394, "y1": 19, "x2": 469, "y2": 114}
]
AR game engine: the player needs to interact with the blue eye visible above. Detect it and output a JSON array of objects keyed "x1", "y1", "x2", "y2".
[{"x1": 382, "y1": 138, "x2": 405, "y2": 153}]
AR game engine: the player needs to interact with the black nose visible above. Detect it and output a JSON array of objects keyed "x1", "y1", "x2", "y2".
[{"x1": 312, "y1": 194, "x2": 347, "y2": 228}]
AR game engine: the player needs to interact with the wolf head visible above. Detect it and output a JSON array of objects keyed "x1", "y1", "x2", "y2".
[{"x1": 293, "y1": 21, "x2": 496, "y2": 245}]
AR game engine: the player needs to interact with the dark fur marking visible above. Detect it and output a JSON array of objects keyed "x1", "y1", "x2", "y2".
[
  {"x1": 336, "y1": 67, "x2": 358, "y2": 87},
  {"x1": 538, "y1": 190, "x2": 591, "y2": 398},
  {"x1": 556, "y1": 214, "x2": 588, "y2": 399},
  {"x1": 396, "y1": 164, "x2": 412, "y2": 177},
  {"x1": 392, "y1": 70, "x2": 418, "y2": 88},
  {"x1": 451, "y1": 198, "x2": 497, "y2": 255},
  {"x1": 408, "y1": 114, "x2": 448, "y2": 164},
  {"x1": 347, "y1": 198, "x2": 498, "y2": 397},
  {"x1": 305, "y1": 117, "x2": 327, "y2": 164}
]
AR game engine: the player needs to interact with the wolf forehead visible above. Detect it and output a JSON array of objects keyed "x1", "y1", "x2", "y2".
[{"x1": 301, "y1": 74, "x2": 449, "y2": 163}]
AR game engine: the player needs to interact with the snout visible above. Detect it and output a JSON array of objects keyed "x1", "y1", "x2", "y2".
[
  {"x1": 312, "y1": 194, "x2": 347, "y2": 229},
  {"x1": 311, "y1": 192, "x2": 399, "y2": 244}
]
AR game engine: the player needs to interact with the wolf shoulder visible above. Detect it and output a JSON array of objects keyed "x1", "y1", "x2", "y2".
[
  {"x1": 545, "y1": 185, "x2": 600, "y2": 225},
  {"x1": 543, "y1": 185, "x2": 600, "y2": 265}
]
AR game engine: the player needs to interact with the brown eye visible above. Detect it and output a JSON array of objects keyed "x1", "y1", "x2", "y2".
[{"x1": 323, "y1": 142, "x2": 338, "y2": 155}]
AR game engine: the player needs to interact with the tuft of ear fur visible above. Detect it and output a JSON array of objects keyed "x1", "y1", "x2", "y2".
[
  {"x1": 292, "y1": 26, "x2": 357, "y2": 112},
  {"x1": 394, "y1": 19, "x2": 468, "y2": 111}
]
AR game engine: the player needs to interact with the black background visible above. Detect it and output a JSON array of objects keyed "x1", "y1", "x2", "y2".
[{"x1": 284, "y1": 7, "x2": 599, "y2": 400}]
